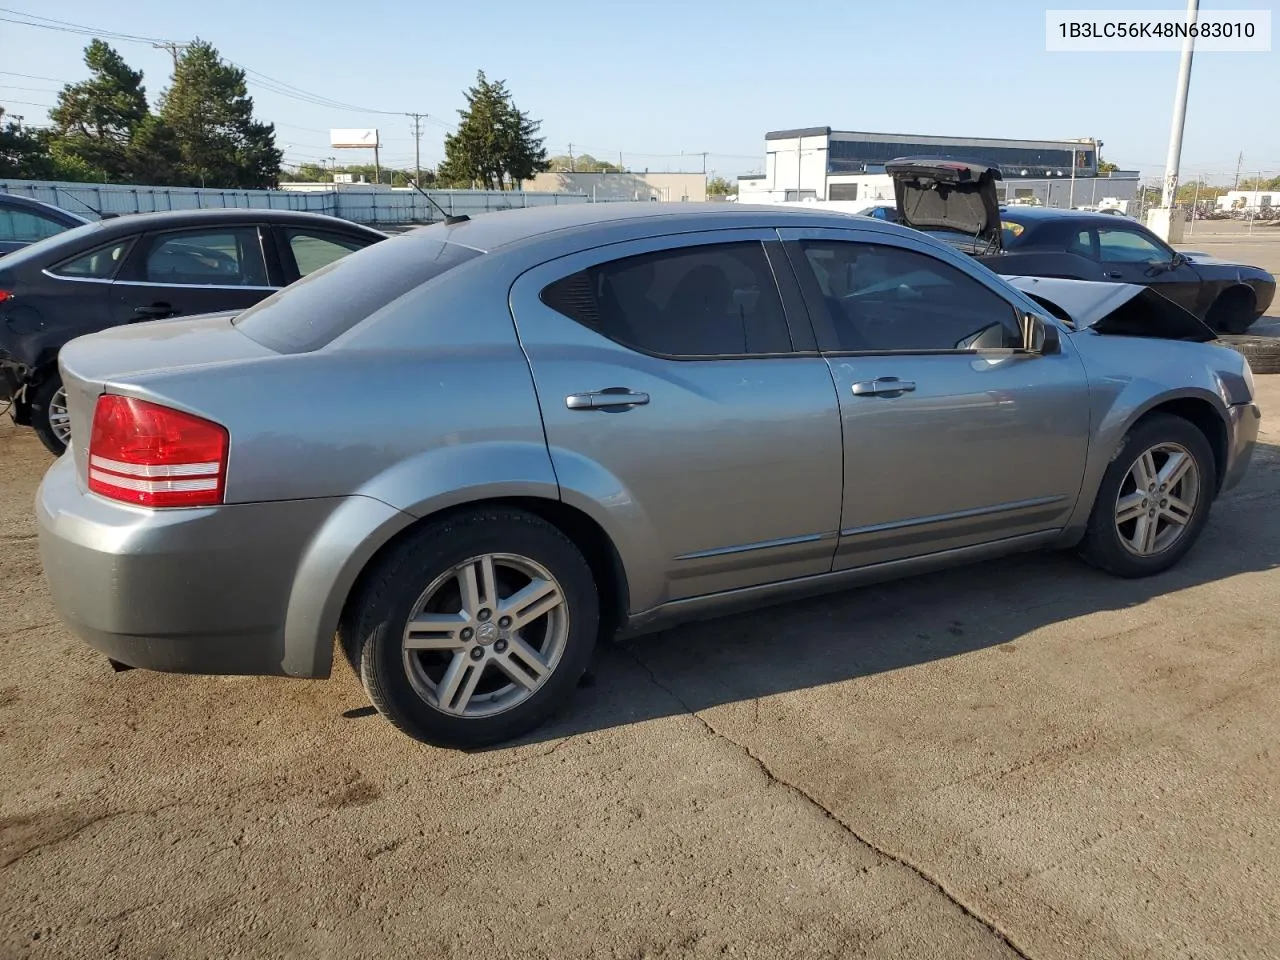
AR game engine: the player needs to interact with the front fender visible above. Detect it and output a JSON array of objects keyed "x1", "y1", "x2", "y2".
[{"x1": 1061, "y1": 338, "x2": 1233, "y2": 539}]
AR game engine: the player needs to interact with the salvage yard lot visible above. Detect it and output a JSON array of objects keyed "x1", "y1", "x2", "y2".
[{"x1": 2, "y1": 230, "x2": 1279, "y2": 960}]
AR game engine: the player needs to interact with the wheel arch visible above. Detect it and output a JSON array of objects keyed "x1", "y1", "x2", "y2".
[
  {"x1": 1127, "y1": 393, "x2": 1229, "y2": 493},
  {"x1": 331, "y1": 495, "x2": 631, "y2": 677}
]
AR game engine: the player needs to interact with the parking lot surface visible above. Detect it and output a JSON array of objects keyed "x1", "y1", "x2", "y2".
[{"x1": 2, "y1": 231, "x2": 1279, "y2": 960}]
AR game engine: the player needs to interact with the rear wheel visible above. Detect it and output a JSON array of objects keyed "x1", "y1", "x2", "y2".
[
  {"x1": 28, "y1": 374, "x2": 71, "y2": 457},
  {"x1": 341, "y1": 508, "x2": 600, "y2": 749},
  {"x1": 1077, "y1": 413, "x2": 1216, "y2": 578}
]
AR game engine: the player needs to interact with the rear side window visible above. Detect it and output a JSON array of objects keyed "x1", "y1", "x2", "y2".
[
  {"x1": 233, "y1": 236, "x2": 482, "y2": 353},
  {"x1": 539, "y1": 241, "x2": 793, "y2": 358},
  {"x1": 50, "y1": 239, "x2": 134, "y2": 279}
]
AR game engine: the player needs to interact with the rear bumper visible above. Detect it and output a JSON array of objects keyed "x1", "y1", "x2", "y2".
[
  {"x1": 1222, "y1": 401, "x2": 1261, "y2": 494},
  {"x1": 35, "y1": 453, "x2": 352, "y2": 678}
]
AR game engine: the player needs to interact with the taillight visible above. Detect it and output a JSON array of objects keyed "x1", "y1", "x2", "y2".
[
  {"x1": 0, "y1": 290, "x2": 12, "y2": 304},
  {"x1": 87, "y1": 395, "x2": 228, "y2": 508}
]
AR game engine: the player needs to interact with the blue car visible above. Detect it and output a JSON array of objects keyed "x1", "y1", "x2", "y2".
[{"x1": 0, "y1": 194, "x2": 91, "y2": 256}]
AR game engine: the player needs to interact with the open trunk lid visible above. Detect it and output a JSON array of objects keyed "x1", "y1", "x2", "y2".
[
  {"x1": 57, "y1": 311, "x2": 278, "y2": 483},
  {"x1": 885, "y1": 157, "x2": 1004, "y2": 253}
]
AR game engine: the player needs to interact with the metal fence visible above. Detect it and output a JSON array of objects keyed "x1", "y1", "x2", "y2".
[{"x1": 0, "y1": 178, "x2": 615, "y2": 225}]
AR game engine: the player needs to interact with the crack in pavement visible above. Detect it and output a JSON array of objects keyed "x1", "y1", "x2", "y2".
[{"x1": 622, "y1": 646, "x2": 1035, "y2": 960}]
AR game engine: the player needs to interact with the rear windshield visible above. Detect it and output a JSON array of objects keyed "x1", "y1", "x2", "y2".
[{"x1": 233, "y1": 235, "x2": 483, "y2": 353}]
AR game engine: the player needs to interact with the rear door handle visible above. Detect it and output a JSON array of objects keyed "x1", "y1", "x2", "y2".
[
  {"x1": 851, "y1": 377, "x2": 916, "y2": 397},
  {"x1": 133, "y1": 303, "x2": 174, "y2": 319},
  {"x1": 565, "y1": 388, "x2": 651, "y2": 410},
  {"x1": 1104, "y1": 271, "x2": 1123, "y2": 279}
]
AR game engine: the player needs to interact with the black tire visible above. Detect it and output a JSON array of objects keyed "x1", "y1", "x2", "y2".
[
  {"x1": 27, "y1": 373, "x2": 69, "y2": 457},
  {"x1": 1077, "y1": 413, "x2": 1216, "y2": 578},
  {"x1": 1216, "y1": 334, "x2": 1280, "y2": 375},
  {"x1": 1206, "y1": 288, "x2": 1258, "y2": 335},
  {"x1": 340, "y1": 507, "x2": 600, "y2": 749}
]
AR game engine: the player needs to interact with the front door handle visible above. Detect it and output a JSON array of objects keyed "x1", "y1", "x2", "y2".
[
  {"x1": 1104, "y1": 270, "x2": 1124, "y2": 279},
  {"x1": 851, "y1": 377, "x2": 916, "y2": 397},
  {"x1": 565, "y1": 388, "x2": 651, "y2": 410}
]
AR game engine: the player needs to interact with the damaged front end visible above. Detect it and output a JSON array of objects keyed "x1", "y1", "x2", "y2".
[{"x1": 1004, "y1": 275, "x2": 1218, "y2": 342}]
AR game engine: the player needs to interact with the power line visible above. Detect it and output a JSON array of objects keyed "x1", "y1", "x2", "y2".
[{"x1": 0, "y1": 70, "x2": 65, "y2": 82}]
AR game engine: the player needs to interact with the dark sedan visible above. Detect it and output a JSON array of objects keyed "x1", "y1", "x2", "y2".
[
  {"x1": 0, "y1": 208, "x2": 387, "y2": 454},
  {"x1": 886, "y1": 158, "x2": 1276, "y2": 335},
  {"x1": 0, "y1": 193, "x2": 91, "y2": 255},
  {"x1": 991, "y1": 206, "x2": 1275, "y2": 333}
]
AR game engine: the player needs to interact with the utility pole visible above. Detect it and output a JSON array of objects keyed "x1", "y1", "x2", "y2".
[
  {"x1": 406, "y1": 112, "x2": 426, "y2": 186},
  {"x1": 568, "y1": 143, "x2": 575, "y2": 172},
  {"x1": 1234, "y1": 151, "x2": 1244, "y2": 189},
  {"x1": 153, "y1": 41, "x2": 190, "y2": 71},
  {"x1": 1160, "y1": 0, "x2": 1199, "y2": 209}
]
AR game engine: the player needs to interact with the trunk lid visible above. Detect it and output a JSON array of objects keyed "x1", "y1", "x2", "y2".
[
  {"x1": 885, "y1": 157, "x2": 1004, "y2": 253},
  {"x1": 57, "y1": 311, "x2": 277, "y2": 483}
]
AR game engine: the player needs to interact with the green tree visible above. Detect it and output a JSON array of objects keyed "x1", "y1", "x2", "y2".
[
  {"x1": 47, "y1": 40, "x2": 150, "y2": 182},
  {"x1": 706, "y1": 174, "x2": 737, "y2": 196},
  {"x1": 1098, "y1": 160, "x2": 1119, "y2": 175},
  {"x1": 438, "y1": 70, "x2": 549, "y2": 190},
  {"x1": 126, "y1": 115, "x2": 184, "y2": 185},
  {"x1": 158, "y1": 39, "x2": 282, "y2": 189},
  {"x1": 547, "y1": 153, "x2": 620, "y2": 173}
]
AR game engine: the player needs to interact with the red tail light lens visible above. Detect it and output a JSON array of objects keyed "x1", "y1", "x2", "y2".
[
  {"x1": 0, "y1": 290, "x2": 12, "y2": 304},
  {"x1": 87, "y1": 395, "x2": 228, "y2": 508}
]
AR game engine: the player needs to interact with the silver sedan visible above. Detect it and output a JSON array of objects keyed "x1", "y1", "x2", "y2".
[{"x1": 35, "y1": 202, "x2": 1262, "y2": 748}]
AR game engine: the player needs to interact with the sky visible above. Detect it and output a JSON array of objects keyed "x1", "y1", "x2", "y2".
[{"x1": 2, "y1": 0, "x2": 1278, "y2": 185}]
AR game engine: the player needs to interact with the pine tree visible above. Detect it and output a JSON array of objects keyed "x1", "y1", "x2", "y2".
[
  {"x1": 48, "y1": 40, "x2": 149, "y2": 181},
  {"x1": 438, "y1": 71, "x2": 549, "y2": 190},
  {"x1": 158, "y1": 39, "x2": 282, "y2": 189}
]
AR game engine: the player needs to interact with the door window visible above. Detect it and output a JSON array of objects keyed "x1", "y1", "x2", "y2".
[
  {"x1": 0, "y1": 208, "x2": 71, "y2": 244},
  {"x1": 540, "y1": 241, "x2": 793, "y2": 357},
  {"x1": 143, "y1": 227, "x2": 269, "y2": 286},
  {"x1": 49, "y1": 239, "x2": 134, "y2": 279},
  {"x1": 283, "y1": 228, "x2": 371, "y2": 277},
  {"x1": 1097, "y1": 227, "x2": 1169, "y2": 263},
  {"x1": 797, "y1": 240, "x2": 1022, "y2": 352}
]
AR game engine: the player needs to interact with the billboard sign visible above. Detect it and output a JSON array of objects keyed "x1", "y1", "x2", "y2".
[{"x1": 330, "y1": 128, "x2": 379, "y2": 149}]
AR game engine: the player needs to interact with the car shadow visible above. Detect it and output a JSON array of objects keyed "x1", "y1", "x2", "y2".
[{"x1": 496, "y1": 439, "x2": 1280, "y2": 750}]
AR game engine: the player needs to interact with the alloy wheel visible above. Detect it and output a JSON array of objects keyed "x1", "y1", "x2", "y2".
[
  {"x1": 1114, "y1": 441, "x2": 1200, "y2": 557},
  {"x1": 401, "y1": 553, "x2": 570, "y2": 718},
  {"x1": 48, "y1": 387, "x2": 71, "y2": 447}
]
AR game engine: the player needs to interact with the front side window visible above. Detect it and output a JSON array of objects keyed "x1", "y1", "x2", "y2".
[
  {"x1": 798, "y1": 240, "x2": 1021, "y2": 352},
  {"x1": 1097, "y1": 227, "x2": 1169, "y2": 264},
  {"x1": 0, "y1": 208, "x2": 70, "y2": 244},
  {"x1": 284, "y1": 228, "x2": 372, "y2": 277},
  {"x1": 540, "y1": 241, "x2": 793, "y2": 358},
  {"x1": 49, "y1": 239, "x2": 134, "y2": 280},
  {"x1": 143, "y1": 227, "x2": 269, "y2": 286}
]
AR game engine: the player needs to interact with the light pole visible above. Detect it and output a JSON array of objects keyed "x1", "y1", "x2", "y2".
[{"x1": 1161, "y1": 0, "x2": 1199, "y2": 209}]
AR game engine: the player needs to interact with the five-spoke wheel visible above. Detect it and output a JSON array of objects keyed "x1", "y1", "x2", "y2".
[
  {"x1": 1079, "y1": 413, "x2": 1215, "y2": 578},
  {"x1": 343, "y1": 508, "x2": 599, "y2": 749}
]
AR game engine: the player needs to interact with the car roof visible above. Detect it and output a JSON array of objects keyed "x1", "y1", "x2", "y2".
[
  {"x1": 87, "y1": 207, "x2": 386, "y2": 235},
  {"x1": 0, "y1": 192, "x2": 90, "y2": 224},
  {"x1": 999, "y1": 206, "x2": 1140, "y2": 228},
  {"x1": 403, "y1": 200, "x2": 917, "y2": 253}
]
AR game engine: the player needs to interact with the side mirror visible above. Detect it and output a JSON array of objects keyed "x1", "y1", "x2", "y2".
[{"x1": 1022, "y1": 313, "x2": 1061, "y2": 355}]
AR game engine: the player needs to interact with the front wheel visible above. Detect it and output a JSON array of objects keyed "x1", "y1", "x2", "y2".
[
  {"x1": 28, "y1": 373, "x2": 71, "y2": 457},
  {"x1": 1077, "y1": 413, "x2": 1216, "y2": 578},
  {"x1": 342, "y1": 508, "x2": 600, "y2": 749}
]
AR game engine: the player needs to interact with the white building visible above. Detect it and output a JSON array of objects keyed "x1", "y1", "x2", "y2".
[
  {"x1": 1215, "y1": 189, "x2": 1277, "y2": 213},
  {"x1": 737, "y1": 127, "x2": 1140, "y2": 210}
]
